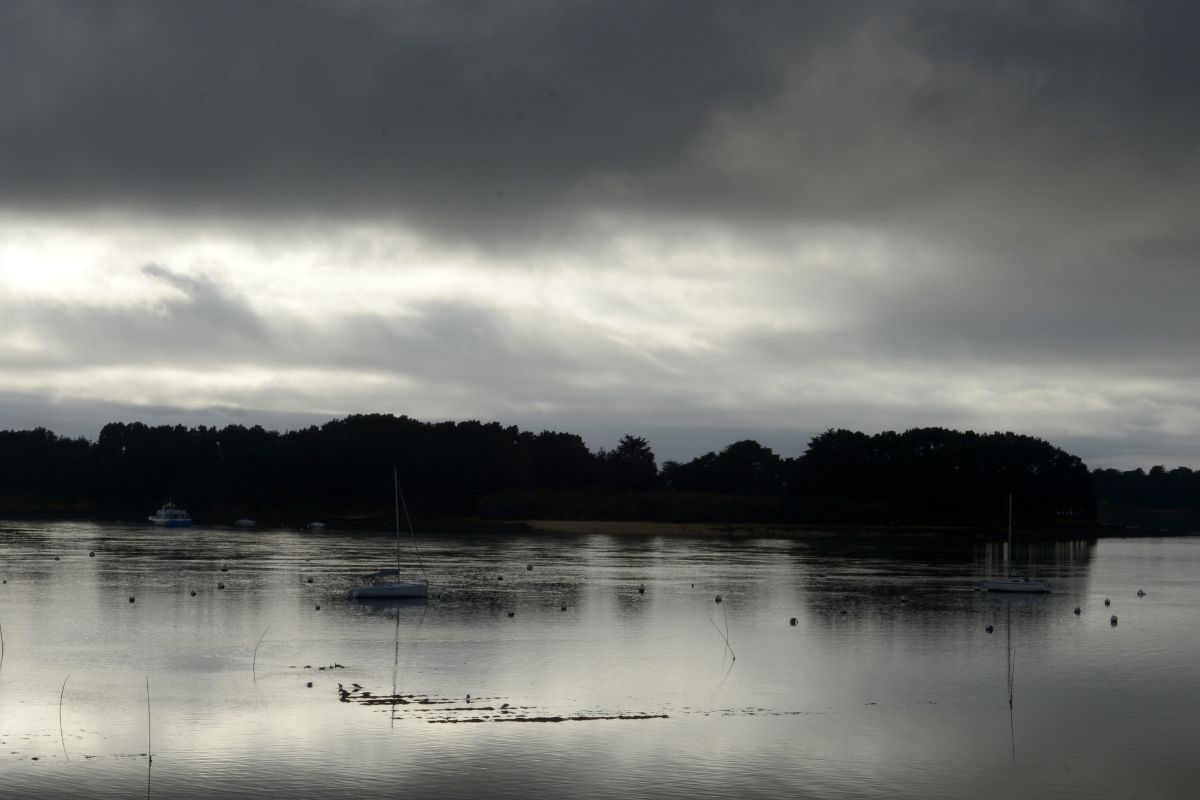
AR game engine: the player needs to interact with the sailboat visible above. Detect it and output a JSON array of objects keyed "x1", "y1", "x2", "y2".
[
  {"x1": 349, "y1": 469, "x2": 429, "y2": 600},
  {"x1": 980, "y1": 495, "x2": 1051, "y2": 593}
]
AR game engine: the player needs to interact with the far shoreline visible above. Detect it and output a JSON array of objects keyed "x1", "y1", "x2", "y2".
[
  {"x1": 518, "y1": 519, "x2": 1178, "y2": 540},
  {"x1": 0, "y1": 514, "x2": 1192, "y2": 540}
]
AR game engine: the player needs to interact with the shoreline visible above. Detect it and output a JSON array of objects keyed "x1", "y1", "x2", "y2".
[
  {"x1": 0, "y1": 514, "x2": 1192, "y2": 540},
  {"x1": 518, "y1": 519, "x2": 1178, "y2": 540}
]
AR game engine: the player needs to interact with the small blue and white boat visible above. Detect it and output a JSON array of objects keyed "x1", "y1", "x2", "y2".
[{"x1": 149, "y1": 502, "x2": 192, "y2": 527}]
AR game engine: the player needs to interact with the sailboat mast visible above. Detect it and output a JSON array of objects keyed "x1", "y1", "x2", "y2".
[
  {"x1": 1007, "y1": 494, "x2": 1013, "y2": 580},
  {"x1": 393, "y1": 467, "x2": 402, "y2": 578}
]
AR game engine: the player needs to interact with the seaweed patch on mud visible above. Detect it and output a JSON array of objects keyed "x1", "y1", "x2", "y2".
[{"x1": 336, "y1": 684, "x2": 668, "y2": 724}]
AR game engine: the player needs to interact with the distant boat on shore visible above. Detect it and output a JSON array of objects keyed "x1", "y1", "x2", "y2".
[
  {"x1": 306, "y1": 521, "x2": 326, "y2": 530},
  {"x1": 234, "y1": 519, "x2": 256, "y2": 527},
  {"x1": 149, "y1": 502, "x2": 192, "y2": 527}
]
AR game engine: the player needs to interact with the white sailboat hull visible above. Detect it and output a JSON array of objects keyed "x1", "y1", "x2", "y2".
[
  {"x1": 350, "y1": 582, "x2": 428, "y2": 599},
  {"x1": 980, "y1": 578, "x2": 1051, "y2": 593}
]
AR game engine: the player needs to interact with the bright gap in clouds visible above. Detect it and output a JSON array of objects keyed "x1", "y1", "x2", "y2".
[{"x1": 2, "y1": 213, "x2": 1200, "y2": 468}]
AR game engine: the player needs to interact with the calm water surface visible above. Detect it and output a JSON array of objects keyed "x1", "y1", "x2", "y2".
[{"x1": 1, "y1": 521, "x2": 1198, "y2": 798}]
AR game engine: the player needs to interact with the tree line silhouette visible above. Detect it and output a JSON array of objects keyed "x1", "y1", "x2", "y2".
[
  {"x1": 0, "y1": 414, "x2": 1113, "y2": 526},
  {"x1": 1091, "y1": 466, "x2": 1200, "y2": 511}
]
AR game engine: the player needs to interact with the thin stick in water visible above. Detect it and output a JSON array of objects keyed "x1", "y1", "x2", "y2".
[
  {"x1": 145, "y1": 675, "x2": 152, "y2": 764},
  {"x1": 722, "y1": 604, "x2": 735, "y2": 661},
  {"x1": 709, "y1": 618, "x2": 736, "y2": 662},
  {"x1": 252, "y1": 624, "x2": 271, "y2": 677},
  {"x1": 59, "y1": 674, "x2": 70, "y2": 761},
  {"x1": 1, "y1": 618, "x2": 5, "y2": 665}
]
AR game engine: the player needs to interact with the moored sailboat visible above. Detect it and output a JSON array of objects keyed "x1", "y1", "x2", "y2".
[
  {"x1": 981, "y1": 496, "x2": 1050, "y2": 593},
  {"x1": 350, "y1": 469, "x2": 428, "y2": 600}
]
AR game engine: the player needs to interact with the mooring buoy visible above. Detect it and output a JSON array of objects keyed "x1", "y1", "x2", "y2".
[
  {"x1": 1110, "y1": 615, "x2": 1118, "y2": 625},
  {"x1": 715, "y1": 595, "x2": 722, "y2": 603},
  {"x1": 129, "y1": 596, "x2": 135, "y2": 603},
  {"x1": 1104, "y1": 598, "x2": 1110, "y2": 606},
  {"x1": 985, "y1": 625, "x2": 993, "y2": 633},
  {"x1": 790, "y1": 617, "x2": 797, "y2": 626},
  {"x1": 1074, "y1": 607, "x2": 1081, "y2": 615}
]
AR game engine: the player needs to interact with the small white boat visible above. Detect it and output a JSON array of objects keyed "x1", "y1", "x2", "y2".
[
  {"x1": 349, "y1": 469, "x2": 428, "y2": 601},
  {"x1": 982, "y1": 496, "x2": 1050, "y2": 593},
  {"x1": 305, "y1": 521, "x2": 326, "y2": 530},
  {"x1": 148, "y1": 502, "x2": 192, "y2": 527},
  {"x1": 234, "y1": 519, "x2": 256, "y2": 527}
]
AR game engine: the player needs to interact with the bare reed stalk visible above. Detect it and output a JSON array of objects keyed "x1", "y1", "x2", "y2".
[
  {"x1": 59, "y1": 674, "x2": 70, "y2": 761},
  {"x1": 0, "y1": 619, "x2": 5, "y2": 664},
  {"x1": 252, "y1": 624, "x2": 271, "y2": 676}
]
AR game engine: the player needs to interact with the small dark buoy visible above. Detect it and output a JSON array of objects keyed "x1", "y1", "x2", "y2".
[
  {"x1": 527, "y1": 564, "x2": 533, "y2": 571},
  {"x1": 1110, "y1": 615, "x2": 1118, "y2": 625},
  {"x1": 1073, "y1": 607, "x2": 1081, "y2": 615},
  {"x1": 54, "y1": 556, "x2": 60, "y2": 561},
  {"x1": 221, "y1": 567, "x2": 228, "y2": 572},
  {"x1": 1137, "y1": 589, "x2": 1145, "y2": 597},
  {"x1": 560, "y1": 606, "x2": 566, "y2": 611},
  {"x1": 307, "y1": 577, "x2": 313, "y2": 583},
  {"x1": 507, "y1": 611, "x2": 514, "y2": 618},
  {"x1": 217, "y1": 582, "x2": 225, "y2": 589},
  {"x1": 691, "y1": 583, "x2": 694, "y2": 588},
  {"x1": 498, "y1": 575, "x2": 504, "y2": 581},
  {"x1": 315, "y1": 604, "x2": 321, "y2": 611},
  {"x1": 190, "y1": 590, "x2": 197, "y2": 597},
  {"x1": 466, "y1": 694, "x2": 471, "y2": 702},
  {"x1": 715, "y1": 595, "x2": 722, "y2": 603},
  {"x1": 789, "y1": 617, "x2": 797, "y2": 626},
  {"x1": 638, "y1": 584, "x2": 645, "y2": 595},
  {"x1": 306, "y1": 682, "x2": 313, "y2": 688},
  {"x1": 1104, "y1": 598, "x2": 1110, "y2": 606},
  {"x1": 985, "y1": 625, "x2": 993, "y2": 633},
  {"x1": 89, "y1": 551, "x2": 95, "y2": 557},
  {"x1": 129, "y1": 596, "x2": 135, "y2": 603}
]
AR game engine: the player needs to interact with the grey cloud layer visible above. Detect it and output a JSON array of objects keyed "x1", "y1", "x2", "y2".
[{"x1": 5, "y1": 1, "x2": 1199, "y2": 242}]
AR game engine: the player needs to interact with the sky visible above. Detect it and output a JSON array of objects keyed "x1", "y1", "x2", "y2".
[{"x1": 2, "y1": 0, "x2": 1199, "y2": 468}]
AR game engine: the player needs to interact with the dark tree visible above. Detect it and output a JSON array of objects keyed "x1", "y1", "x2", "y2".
[{"x1": 602, "y1": 435, "x2": 658, "y2": 491}]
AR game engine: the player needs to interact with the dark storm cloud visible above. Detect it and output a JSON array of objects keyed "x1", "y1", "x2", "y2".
[
  {"x1": 5, "y1": 0, "x2": 1198, "y2": 241},
  {"x1": 0, "y1": 0, "x2": 774, "y2": 235}
]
